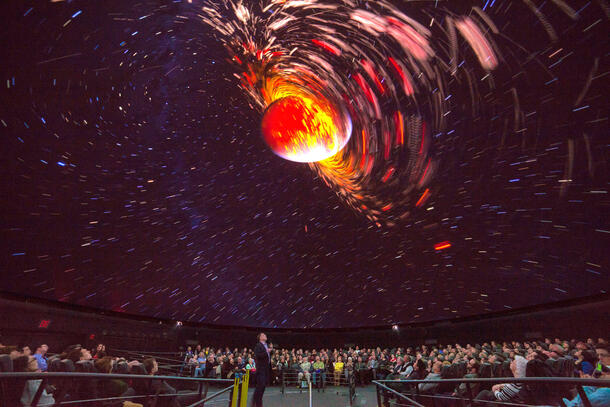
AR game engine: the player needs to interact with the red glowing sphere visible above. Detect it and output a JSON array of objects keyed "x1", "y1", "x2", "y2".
[{"x1": 260, "y1": 96, "x2": 352, "y2": 163}]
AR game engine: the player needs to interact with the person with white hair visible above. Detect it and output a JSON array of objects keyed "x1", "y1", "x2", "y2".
[{"x1": 474, "y1": 355, "x2": 527, "y2": 402}]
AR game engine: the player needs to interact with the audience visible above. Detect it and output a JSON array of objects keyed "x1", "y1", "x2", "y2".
[
  {"x1": 1, "y1": 336, "x2": 609, "y2": 406},
  {"x1": 32, "y1": 343, "x2": 48, "y2": 372},
  {"x1": 13, "y1": 355, "x2": 55, "y2": 407}
]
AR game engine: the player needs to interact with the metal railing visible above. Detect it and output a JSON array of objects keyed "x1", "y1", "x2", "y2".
[
  {"x1": 373, "y1": 377, "x2": 610, "y2": 407},
  {"x1": 0, "y1": 371, "x2": 235, "y2": 407},
  {"x1": 280, "y1": 369, "x2": 358, "y2": 406}
]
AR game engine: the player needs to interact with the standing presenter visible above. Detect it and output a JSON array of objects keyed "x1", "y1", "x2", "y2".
[{"x1": 251, "y1": 332, "x2": 270, "y2": 407}]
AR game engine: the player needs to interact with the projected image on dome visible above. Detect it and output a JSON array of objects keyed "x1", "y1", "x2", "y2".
[{"x1": 0, "y1": 0, "x2": 607, "y2": 328}]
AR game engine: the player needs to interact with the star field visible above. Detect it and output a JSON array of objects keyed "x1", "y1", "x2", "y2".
[{"x1": 0, "y1": 0, "x2": 608, "y2": 328}]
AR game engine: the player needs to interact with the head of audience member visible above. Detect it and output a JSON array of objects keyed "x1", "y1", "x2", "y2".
[
  {"x1": 548, "y1": 344, "x2": 565, "y2": 359},
  {"x1": 143, "y1": 357, "x2": 158, "y2": 375},
  {"x1": 595, "y1": 344, "x2": 610, "y2": 367},
  {"x1": 468, "y1": 359, "x2": 480, "y2": 374},
  {"x1": 94, "y1": 356, "x2": 114, "y2": 374},
  {"x1": 34, "y1": 344, "x2": 48, "y2": 356},
  {"x1": 431, "y1": 361, "x2": 443, "y2": 374},
  {"x1": 18, "y1": 345, "x2": 31, "y2": 357},
  {"x1": 13, "y1": 355, "x2": 40, "y2": 373},
  {"x1": 64, "y1": 346, "x2": 92, "y2": 363},
  {"x1": 510, "y1": 355, "x2": 527, "y2": 378}
]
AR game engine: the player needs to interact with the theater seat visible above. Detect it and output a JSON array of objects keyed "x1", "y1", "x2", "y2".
[
  {"x1": 75, "y1": 360, "x2": 95, "y2": 373},
  {"x1": 48, "y1": 357, "x2": 63, "y2": 372},
  {"x1": 130, "y1": 364, "x2": 152, "y2": 397},
  {"x1": 501, "y1": 360, "x2": 512, "y2": 377},
  {"x1": 60, "y1": 359, "x2": 75, "y2": 372},
  {"x1": 0, "y1": 354, "x2": 13, "y2": 372},
  {"x1": 130, "y1": 363, "x2": 148, "y2": 376},
  {"x1": 115, "y1": 361, "x2": 129, "y2": 374}
]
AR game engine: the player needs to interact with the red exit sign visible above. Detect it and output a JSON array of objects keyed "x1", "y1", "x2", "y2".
[{"x1": 38, "y1": 320, "x2": 51, "y2": 329}]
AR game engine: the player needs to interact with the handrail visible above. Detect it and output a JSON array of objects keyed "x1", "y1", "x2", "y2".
[
  {"x1": 186, "y1": 384, "x2": 235, "y2": 407},
  {"x1": 0, "y1": 372, "x2": 235, "y2": 407},
  {"x1": 373, "y1": 377, "x2": 610, "y2": 407},
  {"x1": 373, "y1": 380, "x2": 424, "y2": 407},
  {"x1": 374, "y1": 377, "x2": 610, "y2": 385},
  {"x1": 0, "y1": 372, "x2": 233, "y2": 382},
  {"x1": 112, "y1": 348, "x2": 183, "y2": 355}
]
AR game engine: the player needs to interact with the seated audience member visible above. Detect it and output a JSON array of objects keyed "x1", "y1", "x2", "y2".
[
  {"x1": 143, "y1": 357, "x2": 180, "y2": 407},
  {"x1": 475, "y1": 355, "x2": 527, "y2": 403},
  {"x1": 354, "y1": 356, "x2": 367, "y2": 386},
  {"x1": 13, "y1": 355, "x2": 56, "y2": 407},
  {"x1": 563, "y1": 360, "x2": 610, "y2": 407},
  {"x1": 366, "y1": 354, "x2": 378, "y2": 383},
  {"x1": 94, "y1": 356, "x2": 133, "y2": 398},
  {"x1": 194, "y1": 352, "x2": 206, "y2": 377},
  {"x1": 522, "y1": 359, "x2": 557, "y2": 405},
  {"x1": 62, "y1": 345, "x2": 92, "y2": 363},
  {"x1": 454, "y1": 359, "x2": 480, "y2": 398},
  {"x1": 19, "y1": 345, "x2": 32, "y2": 357},
  {"x1": 92, "y1": 343, "x2": 107, "y2": 359},
  {"x1": 299, "y1": 355, "x2": 312, "y2": 385},
  {"x1": 333, "y1": 356, "x2": 344, "y2": 386},
  {"x1": 344, "y1": 356, "x2": 354, "y2": 382},
  {"x1": 312, "y1": 355, "x2": 326, "y2": 387},
  {"x1": 32, "y1": 344, "x2": 49, "y2": 372},
  {"x1": 406, "y1": 358, "x2": 427, "y2": 381},
  {"x1": 224, "y1": 355, "x2": 236, "y2": 379},
  {"x1": 418, "y1": 361, "x2": 443, "y2": 394},
  {"x1": 246, "y1": 357, "x2": 256, "y2": 372},
  {"x1": 235, "y1": 356, "x2": 246, "y2": 375},
  {"x1": 204, "y1": 354, "x2": 218, "y2": 378},
  {"x1": 595, "y1": 344, "x2": 610, "y2": 371}
]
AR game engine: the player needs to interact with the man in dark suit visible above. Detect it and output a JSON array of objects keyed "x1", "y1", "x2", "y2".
[{"x1": 252, "y1": 332, "x2": 270, "y2": 407}]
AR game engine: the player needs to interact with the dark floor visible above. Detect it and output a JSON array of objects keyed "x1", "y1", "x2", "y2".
[{"x1": 204, "y1": 384, "x2": 379, "y2": 406}]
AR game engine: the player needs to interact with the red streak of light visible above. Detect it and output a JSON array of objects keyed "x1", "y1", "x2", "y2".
[
  {"x1": 388, "y1": 57, "x2": 413, "y2": 95},
  {"x1": 271, "y1": 51, "x2": 283, "y2": 57},
  {"x1": 234, "y1": 55, "x2": 242, "y2": 64},
  {"x1": 434, "y1": 241, "x2": 451, "y2": 250},
  {"x1": 311, "y1": 39, "x2": 340, "y2": 55},
  {"x1": 361, "y1": 59, "x2": 385, "y2": 94},
  {"x1": 415, "y1": 188, "x2": 430, "y2": 207},
  {"x1": 365, "y1": 158, "x2": 374, "y2": 176},
  {"x1": 381, "y1": 167, "x2": 395, "y2": 183},
  {"x1": 394, "y1": 111, "x2": 404, "y2": 145},
  {"x1": 381, "y1": 203, "x2": 393, "y2": 212},
  {"x1": 383, "y1": 130, "x2": 390, "y2": 160},
  {"x1": 360, "y1": 129, "x2": 367, "y2": 170},
  {"x1": 418, "y1": 159, "x2": 431, "y2": 185},
  {"x1": 354, "y1": 73, "x2": 375, "y2": 106},
  {"x1": 419, "y1": 121, "x2": 426, "y2": 154}
]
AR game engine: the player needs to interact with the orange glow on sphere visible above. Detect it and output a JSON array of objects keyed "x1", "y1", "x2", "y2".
[{"x1": 261, "y1": 96, "x2": 351, "y2": 163}]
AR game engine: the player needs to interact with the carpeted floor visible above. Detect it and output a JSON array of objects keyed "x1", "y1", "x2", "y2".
[{"x1": 203, "y1": 384, "x2": 380, "y2": 406}]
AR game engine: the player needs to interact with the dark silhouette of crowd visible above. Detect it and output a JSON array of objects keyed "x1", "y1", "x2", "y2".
[
  {"x1": 181, "y1": 337, "x2": 610, "y2": 406},
  {"x1": 1, "y1": 336, "x2": 609, "y2": 406},
  {"x1": 0, "y1": 341, "x2": 200, "y2": 407}
]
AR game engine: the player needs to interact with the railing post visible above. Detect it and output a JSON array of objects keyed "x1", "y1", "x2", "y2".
[
  {"x1": 240, "y1": 371, "x2": 249, "y2": 407},
  {"x1": 375, "y1": 382, "x2": 382, "y2": 407},
  {"x1": 30, "y1": 378, "x2": 47, "y2": 407},
  {"x1": 309, "y1": 379, "x2": 312, "y2": 407},
  {"x1": 466, "y1": 382, "x2": 474, "y2": 407},
  {"x1": 577, "y1": 385, "x2": 593, "y2": 407},
  {"x1": 230, "y1": 375, "x2": 240, "y2": 407}
]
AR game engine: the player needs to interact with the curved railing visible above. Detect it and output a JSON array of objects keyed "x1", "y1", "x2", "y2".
[
  {"x1": 0, "y1": 372, "x2": 235, "y2": 407},
  {"x1": 372, "y1": 377, "x2": 610, "y2": 407}
]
